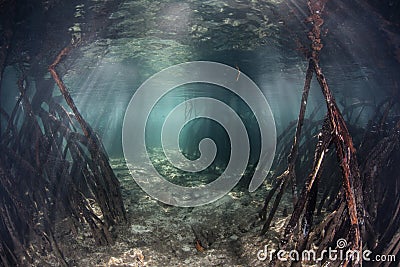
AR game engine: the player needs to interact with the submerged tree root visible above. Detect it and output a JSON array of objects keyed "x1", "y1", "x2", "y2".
[
  {"x1": 259, "y1": 0, "x2": 399, "y2": 266},
  {"x1": 0, "y1": 43, "x2": 126, "y2": 267}
]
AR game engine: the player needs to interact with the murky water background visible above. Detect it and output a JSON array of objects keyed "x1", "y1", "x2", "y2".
[
  {"x1": 74, "y1": 1, "x2": 398, "y2": 159},
  {"x1": 2, "y1": 0, "x2": 399, "y2": 159}
]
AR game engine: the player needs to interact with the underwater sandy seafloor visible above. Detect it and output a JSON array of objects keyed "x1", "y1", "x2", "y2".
[{"x1": 53, "y1": 157, "x2": 292, "y2": 267}]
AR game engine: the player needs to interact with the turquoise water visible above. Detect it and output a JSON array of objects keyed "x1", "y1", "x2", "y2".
[
  {"x1": 1, "y1": 0, "x2": 399, "y2": 160},
  {"x1": 50, "y1": 0, "x2": 398, "y2": 160}
]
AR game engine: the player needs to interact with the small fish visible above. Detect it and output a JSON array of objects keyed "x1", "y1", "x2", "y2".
[{"x1": 235, "y1": 64, "x2": 241, "y2": 81}]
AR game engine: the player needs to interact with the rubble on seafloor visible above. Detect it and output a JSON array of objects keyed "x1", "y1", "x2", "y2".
[
  {"x1": 107, "y1": 248, "x2": 145, "y2": 267},
  {"x1": 58, "y1": 157, "x2": 292, "y2": 266}
]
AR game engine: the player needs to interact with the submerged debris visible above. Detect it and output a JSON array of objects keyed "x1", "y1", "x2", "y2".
[{"x1": 107, "y1": 249, "x2": 145, "y2": 267}]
